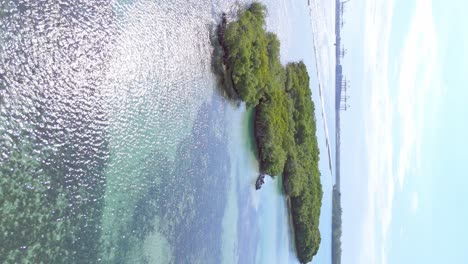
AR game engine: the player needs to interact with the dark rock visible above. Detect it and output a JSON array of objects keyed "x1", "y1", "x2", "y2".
[{"x1": 255, "y1": 174, "x2": 266, "y2": 190}]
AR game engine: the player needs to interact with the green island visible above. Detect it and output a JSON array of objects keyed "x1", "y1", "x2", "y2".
[
  {"x1": 332, "y1": 186, "x2": 342, "y2": 264},
  {"x1": 218, "y1": 2, "x2": 323, "y2": 263}
]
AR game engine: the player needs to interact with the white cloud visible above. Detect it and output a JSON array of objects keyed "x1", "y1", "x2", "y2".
[
  {"x1": 411, "y1": 192, "x2": 419, "y2": 213},
  {"x1": 358, "y1": 0, "x2": 439, "y2": 263},
  {"x1": 396, "y1": 0, "x2": 439, "y2": 189},
  {"x1": 359, "y1": 0, "x2": 395, "y2": 262}
]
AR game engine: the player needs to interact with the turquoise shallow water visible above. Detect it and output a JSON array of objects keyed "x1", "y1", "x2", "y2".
[{"x1": 0, "y1": 0, "x2": 333, "y2": 263}]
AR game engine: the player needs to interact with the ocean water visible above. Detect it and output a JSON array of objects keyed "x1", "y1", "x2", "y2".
[{"x1": 0, "y1": 0, "x2": 334, "y2": 263}]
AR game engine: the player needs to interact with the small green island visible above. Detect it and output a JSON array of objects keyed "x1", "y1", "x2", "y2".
[{"x1": 217, "y1": 2, "x2": 323, "y2": 263}]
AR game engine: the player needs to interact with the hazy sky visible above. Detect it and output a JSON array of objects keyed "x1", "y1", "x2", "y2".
[{"x1": 339, "y1": 0, "x2": 468, "y2": 263}]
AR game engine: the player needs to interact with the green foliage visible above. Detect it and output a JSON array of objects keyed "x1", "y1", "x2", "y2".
[
  {"x1": 332, "y1": 187, "x2": 342, "y2": 264},
  {"x1": 223, "y1": 4, "x2": 323, "y2": 263},
  {"x1": 224, "y1": 3, "x2": 272, "y2": 106},
  {"x1": 255, "y1": 87, "x2": 291, "y2": 175},
  {"x1": 282, "y1": 63, "x2": 322, "y2": 263}
]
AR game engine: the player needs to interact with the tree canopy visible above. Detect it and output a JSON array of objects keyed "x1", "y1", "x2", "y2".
[
  {"x1": 332, "y1": 186, "x2": 342, "y2": 264},
  {"x1": 224, "y1": 3, "x2": 279, "y2": 106}
]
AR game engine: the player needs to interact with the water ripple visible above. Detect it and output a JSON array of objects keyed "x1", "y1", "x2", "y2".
[{"x1": 1, "y1": 0, "x2": 228, "y2": 262}]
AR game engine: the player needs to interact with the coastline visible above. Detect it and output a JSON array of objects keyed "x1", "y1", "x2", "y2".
[{"x1": 215, "y1": 13, "x2": 240, "y2": 101}]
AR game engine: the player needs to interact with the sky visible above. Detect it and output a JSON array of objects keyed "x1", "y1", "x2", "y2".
[{"x1": 339, "y1": 0, "x2": 468, "y2": 263}]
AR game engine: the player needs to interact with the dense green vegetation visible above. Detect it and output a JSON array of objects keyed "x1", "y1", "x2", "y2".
[
  {"x1": 332, "y1": 186, "x2": 343, "y2": 264},
  {"x1": 221, "y1": 3, "x2": 323, "y2": 263},
  {"x1": 283, "y1": 63, "x2": 322, "y2": 263},
  {"x1": 224, "y1": 2, "x2": 285, "y2": 107}
]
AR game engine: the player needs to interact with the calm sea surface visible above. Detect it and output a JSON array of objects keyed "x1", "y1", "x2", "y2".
[{"x1": 0, "y1": 0, "x2": 334, "y2": 263}]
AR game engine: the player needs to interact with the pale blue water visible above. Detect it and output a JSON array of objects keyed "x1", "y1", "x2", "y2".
[{"x1": 0, "y1": 0, "x2": 334, "y2": 263}]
